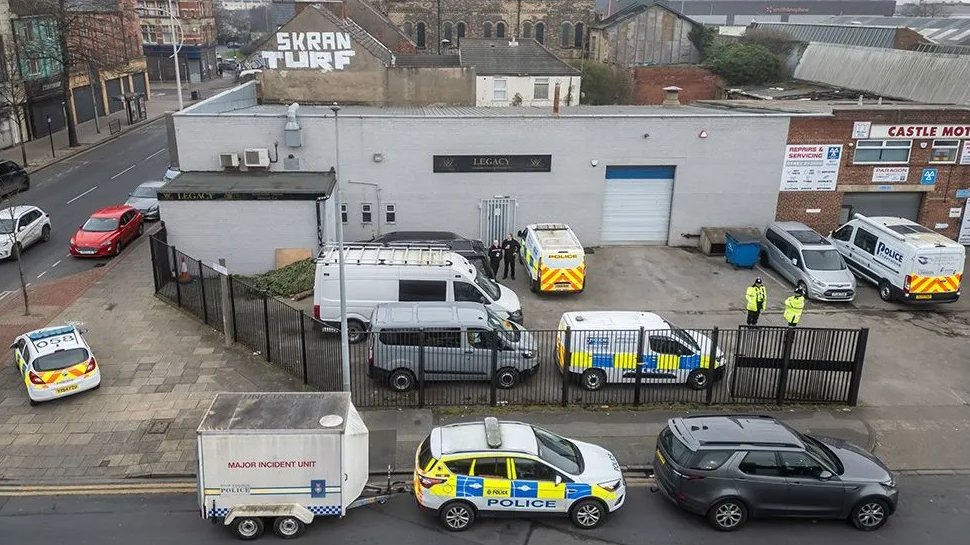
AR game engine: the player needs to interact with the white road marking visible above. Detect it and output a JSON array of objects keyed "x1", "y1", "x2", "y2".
[
  {"x1": 67, "y1": 186, "x2": 98, "y2": 204},
  {"x1": 756, "y1": 264, "x2": 788, "y2": 289},
  {"x1": 949, "y1": 388, "x2": 968, "y2": 405},
  {"x1": 0, "y1": 291, "x2": 11, "y2": 302},
  {"x1": 145, "y1": 148, "x2": 165, "y2": 160},
  {"x1": 36, "y1": 271, "x2": 47, "y2": 279},
  {"x1": 110, "y1": 165, "x2": 137, "y2": 179},
  {"x1": 25, "y1": 283, "x2": 31, "y2": 288},
  {"x1": 51, "y1": 260, "x2": 61, "y2": 268}
]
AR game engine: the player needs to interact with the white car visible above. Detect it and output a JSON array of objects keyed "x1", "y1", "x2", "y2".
[
  {"x1": 0, "y1": 205, "x2": 52, "y2": 260},
  {"x1": 10, "y1": 325, "x2": 102, "y2": 405}
]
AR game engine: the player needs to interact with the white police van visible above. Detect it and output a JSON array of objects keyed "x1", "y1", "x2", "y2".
[{"x1": 829, "y1": 214, "x2": 965, "y2": 303}]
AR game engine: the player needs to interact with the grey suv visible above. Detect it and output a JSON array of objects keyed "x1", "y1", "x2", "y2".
[{"x1": 652, "y1": 414, "x2": 898, "y2": 532}]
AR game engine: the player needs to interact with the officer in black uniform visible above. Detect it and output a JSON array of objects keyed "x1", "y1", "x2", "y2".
[
  {"x1": 501, "y1": 234, "x2": 520, "y2": 280},
  {"x1": 488, "y1": 240, "x2": 503, "y2": 276}
]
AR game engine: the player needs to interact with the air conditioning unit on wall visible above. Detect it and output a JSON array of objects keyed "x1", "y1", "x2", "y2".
[
  {"x1": 219, "y1": 152, "x2": 239, "y2": 168},
  {"x1": 244, "y1": 148, "x2": 270, "y2": 168}
]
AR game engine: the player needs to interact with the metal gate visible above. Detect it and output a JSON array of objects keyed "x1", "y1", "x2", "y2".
[{"x1": 480, "y1": 197, "x2": 516, "y2": 243}]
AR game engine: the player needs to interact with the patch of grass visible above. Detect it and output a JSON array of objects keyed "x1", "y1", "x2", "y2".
[{"x1": 244, "y1": 258, "x2": 315, "y2": 297}]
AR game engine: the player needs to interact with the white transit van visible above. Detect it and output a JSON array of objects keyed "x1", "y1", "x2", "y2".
[
  {"x1": 829, "y1": 214, "x2": 965, "y2": 303},
  {"x1": 313, "y1": 244, "x2": 523, "y2": 342},
  {"x1": 516, "y1": 223, "x2": 586, "y2": 293}
]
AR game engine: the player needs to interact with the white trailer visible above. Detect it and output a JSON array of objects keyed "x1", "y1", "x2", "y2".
[{"x1": 197, "y1": 392, "x2": 396, "y2": 540}]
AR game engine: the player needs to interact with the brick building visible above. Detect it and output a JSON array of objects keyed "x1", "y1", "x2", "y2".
[
  {"x1": 632, "y1": 66, "x2": 723, "y2": 105},
  {"x1": 138, "y1": 0, "x2": 218, "y2": 82}
]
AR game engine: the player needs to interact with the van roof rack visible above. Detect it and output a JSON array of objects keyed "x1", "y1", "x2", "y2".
[
  {"x1": 317, "y1": 243, "x2": 454, "y2": 266},
  {"x1": 483, "y1": 417, "x2": 502, "y2": 448}
]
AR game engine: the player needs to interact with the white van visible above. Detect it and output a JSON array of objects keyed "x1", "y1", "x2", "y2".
[
  {"x1": 829, "y1": 214, "x2": 965, "y2": 303},
  {"x1": 313, "y1": 244, "x2": 523, "y2": 342},
  {"x1": 516, "y1": 223, "x2": 586, "y2": 293}
]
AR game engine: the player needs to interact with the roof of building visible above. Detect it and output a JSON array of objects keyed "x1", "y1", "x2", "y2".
[
  {"x1": 823, "y1": 15, "x2": 970, "y2": 47},
  {"x1": 198, "y1": 392, "x2": 354, "y2": 432},
  {"x1": 229, "y1": 103, "x2": 818, "y2": 117},
  {"x1": 157, "y1": 171, "x2": 336, "y2": 200},
  {"x1": 748, "y1": 22, "x2": 911, "y2": 49},
  {"x1": 394, "y1": 54, "x2": 462, "y2": 68},
  {"x1": 698, "y1": 99, "x2": 970, "y2": 114},
  {"x1": 594, "y1": 0, "x2": 700, "y2": 28},
  {"x1": 458, "y1": 39, "x2": 580, "y2": 76}
]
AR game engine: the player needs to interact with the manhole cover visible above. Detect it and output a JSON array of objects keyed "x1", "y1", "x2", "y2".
[{"x1": 146, "y1": 419, "x2": 173, "y2": 435}]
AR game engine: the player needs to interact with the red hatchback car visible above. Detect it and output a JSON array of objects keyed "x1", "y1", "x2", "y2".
[{"x1": 70, "y1": 206, "x2": 144, "y2": 258}]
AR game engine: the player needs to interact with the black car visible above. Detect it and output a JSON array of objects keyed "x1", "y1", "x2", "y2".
[
  {"x1": 0, "y1": 160, "x2": 29, "y2": 198},
  {"x1": 369, "y1": 231, "x2": 494, "y2": 279}
]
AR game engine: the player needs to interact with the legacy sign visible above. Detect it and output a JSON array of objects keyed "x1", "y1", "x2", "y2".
[
  {"x1": 864, "y1": 125, "x2": 970, "y2": 139},
  {"x1": 260, "y1": 31, "x2": 356, "y2": 71},
  {"x1": 433, "y1": 155, "x2": 552, "y2": 173}
]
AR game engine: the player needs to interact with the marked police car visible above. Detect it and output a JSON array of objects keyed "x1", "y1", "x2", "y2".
[
  {"x1": 10, "y1": 325, "x2": 101, "y2": 405},
  {"x1": 413, "y1": 417, "x2": 626, "y2": 532}
]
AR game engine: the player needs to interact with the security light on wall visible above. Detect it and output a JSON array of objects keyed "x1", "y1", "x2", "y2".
[
  {"x1": 373, "y1": 153, "x2": 384, "y2": 163},
  {"x1": 590, "y1": 159, "x2": 598, "y2": 167},
  {"x1": 698, "y1": 130, "x2": 708, "y2": 139},
  {"x1": 920, "y1": 142, "x2": 929, "y2": 149}
]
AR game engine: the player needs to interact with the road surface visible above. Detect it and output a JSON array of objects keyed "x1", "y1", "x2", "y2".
[
  {"x1": 0, "y1": 474, "x2": 967, "y2": 545},
  {"x1": 0, "y1": 119, "x2": 169, "y2": 298}
]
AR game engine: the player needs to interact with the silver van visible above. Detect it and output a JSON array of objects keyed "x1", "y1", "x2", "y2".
[
  {"x1": 367, "y1": 302, "x2": 538, "y2": 392},
  {"x1": 760, "y1": 222, "x2": 856, "y2": 301}
]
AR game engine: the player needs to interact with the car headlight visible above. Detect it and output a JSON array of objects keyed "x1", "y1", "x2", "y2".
[
  {"x1": 881, "y1": 476, "x2": 896, "y2": 488},
  {"x1": 100, "y1": 239, "x2": 114, "y2": 247},
  {"x1": 598, "y1": 480, "x2": 623, "y2": 492},
  {"x1": 811, "y1": 278, "x2": 827, "y2": 288},
  {"x1": 149, "y1": 204, "x2": 159, "y2": 211}
]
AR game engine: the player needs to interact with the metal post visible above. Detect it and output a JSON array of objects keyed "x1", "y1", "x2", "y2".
[
  {"x1": 198, "y1": 261, "x2": 208, "y2": 324},
  {"x1": 417, "y1": 329, "x2": 426, "y2": 408},
  {"x1": 633, "y1": 327, "x2": 645, "y2": 406},
  {"x1": 149, "y1": 237, "x2": 160, "y2": 292},
  {"x1": 300, "y1": 310, "x2": 309, "y2": 385},
  {"x1": 561, "y1": 326, "x2": 572, "y2": 407},
  {"x1": 706, "y1": 327, "x2": 719, "y2": 405},
  {"x1": 89, "y1": 62, "x2": 101, "y2": 134},
  {"x1": 168, "y1": 0, "x2": 183, "y2": 110},
  {"x1": 219, "y1": 258, "x2": 231, "y2": 347},
  {"x1": 331, "y1": 103, "x2": 351, "y2": 393},
  {"x1": 847, "y1": 328, "x2": 869, "y2": 406},
  {"x1": 228, "y1": 276, "x2": 238, "y2": 342},
  {"x1": 173, "y1": 246, "x2": 182, "y2": 307},
  {"x1": 489, "y1": 337, "x2": 499, "y2": 406},
  {"x1": 262, "y1": 296, "x2": 271, "y2": 362},
  {"x1": 777, "y1": 327, "x2": 795, "y2": 405},
  {"x1": 46, "y1": 116, "x2": 54, "y2": 157}
]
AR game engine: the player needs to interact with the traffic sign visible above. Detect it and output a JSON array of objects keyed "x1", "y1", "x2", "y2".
[{"x1": 921, "y1": 168, "x2": 938, "y2": 185}]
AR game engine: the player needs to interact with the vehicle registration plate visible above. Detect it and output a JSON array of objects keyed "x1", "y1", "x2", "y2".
[
  {"x1": 656, "y1": 450, "x2": 666, "y2": 465},
  {"x1": 78, "y1": 250, "x2": 95, "y2": 255},
  {"x1": 56, "y1": 385, "x2": 79, "y2": 394},
  {"x1": 916, "y1": 294, "x2": 932, "y2": 300},
  {"x1": 831, "y1": 292, "x2": 846, "y2": 297}
]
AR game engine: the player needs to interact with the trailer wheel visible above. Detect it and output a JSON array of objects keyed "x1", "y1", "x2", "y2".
[
  {"x1": 231, "y1": 517, "x2": 265, "y2": 540},
  {"x1": 273, "y1": 516, "x2": 305, "y2": 539},
  {"x1": 439, "y1": 500, "x2": 476, "y2": 532}
]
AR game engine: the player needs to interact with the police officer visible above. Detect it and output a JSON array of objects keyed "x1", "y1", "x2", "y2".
[
  {"x1": 784, "y1": 287, "x2": 806, "y2": 327},
  {"x1": 745, "y1": 278, "x2": 767, "y2": 326},
  {"x1": 488, "y1": 240, "x2": 503, "y2": 276},
  {"x1": 501, "y1": 233, "x2": 520, "y2": 280}
]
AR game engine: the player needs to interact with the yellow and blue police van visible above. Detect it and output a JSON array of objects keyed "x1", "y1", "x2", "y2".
[
  {"x1": 516, "y1": 223, "x2": 586, "y2": 293},
  {"x1": 10, "y1": 325, "x2": 101, "y2": 405},
  {"x1": 413, "y1": 417, "x2": 625, "y2": 532},
  {"x1": 556, "y1": 311, "x2": 725, "y2": 391}
]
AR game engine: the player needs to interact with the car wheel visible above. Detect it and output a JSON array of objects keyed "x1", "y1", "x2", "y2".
[
  {"x1": 272, "y1": 516, "x2": 305, "y2": 539},
  {"x1": 529, "y1": 276, "x2": 538, "y2": 293},
  {"x1": 346, "y1": 319, "x2": 366, "y2": 344},
  {"x1": 581, "y1": 369, "x2": 606, "y2": 391},
  {"x1": 687, "y1": 369, "x2": 709, "y2": 390},
  {"x1": 878, "y1": 280, "x2": 893, "y2": 302},
  {"x1": 114, "y1": 240, "x2": 123, "y2": 256},
  {"x1": 570, "y1": 498, "x2": 607, "y2": 529},
  {"x1": 230, "y1": 516, "x2": 264, "y2": 540},
  {"x1": 137, "y1": 223, "x2": 144, "y2": 236},
  {"x1": 494, "y1": 367, "x2": 520, "y2": 389},
  {"x1": 41, "y1": 225, "x2": 51, "y2": 242},
  {"x1": 21, "y1": 178, "x2": 30, "y2": 192},
  {"x1": 707, "y1": 498, "x2": 748, "y2": 532},
  {"x1": 439, "y1": 500, "x2": 476, "y2": 532},
  {"x1": 850, "y1": 498, "x2": 890, "y2": 531},
  {"x1": 797, "y1": 281, "x2": 808, "y2": 296},
  {"x1": 388, "y1": 369, "x2": 416, "y2": 392}
]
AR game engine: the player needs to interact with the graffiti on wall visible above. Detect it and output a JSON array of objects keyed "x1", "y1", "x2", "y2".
[{"x1": 258, "y1": 32, "x2": 357, "y2": 72}]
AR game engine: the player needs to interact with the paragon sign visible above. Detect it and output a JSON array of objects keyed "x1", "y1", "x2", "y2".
[
  {"x1": 433, "y1": 155, "x2": 552, "y2": 173},
  {"x1": 260, "y1": 31, "x2": 356, "y2": 71},
  {"x1": 866, "y1": 125, "x2": 970, "y2": 139}
]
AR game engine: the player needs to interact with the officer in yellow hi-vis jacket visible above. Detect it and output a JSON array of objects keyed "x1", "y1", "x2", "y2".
[
  {"x1": 784, "y1": 287, "x2": 806, "y2": 327},
  {"x1": 745, "y1": 278, "x2": 767, "y2": 326}
]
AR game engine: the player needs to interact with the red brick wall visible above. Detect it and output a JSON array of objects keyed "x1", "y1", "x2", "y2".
[
  {"x1": 777, "y1": 109, "x2": 970, "y2": 241},
  {"x1": 631, "y1": 65, "x2": 724, "y2": 105}
]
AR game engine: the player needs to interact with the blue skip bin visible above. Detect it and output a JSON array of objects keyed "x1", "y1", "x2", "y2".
[{"x1": 725, "y1": 230, "x2": 761, "y2": 269}]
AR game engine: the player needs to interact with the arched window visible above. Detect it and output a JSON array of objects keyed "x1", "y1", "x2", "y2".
[
  {"x1": 561, "y1": 22, "x2": 572, "y2": 48},
  {"x1": 522, "y1": 21, "x2": 532, "y2": 39},
  {"x1": 416, "y1": 22, "x2": 426, "y2": 48},
  {"x1": 483, "y1": 21, "x2": 492, "y2": 38},
  {"x1": 402, "y1": 22, "x2": 413, "y2": 38},
  {"x1": 457, "y1": 22, "x2": 466, "y2": 45},
  {"x1": 574, "y1": 22, "x2": 585, "y2": 48},
  {"x1": 443, "y1": 22, "x2": 453, "y2": 45},
  {"x1": 535, "y1": 22, "x2": 545, "y2": 44},
  {"x1": 496, "y1": 21, "x2": 506, "y2": 38}
]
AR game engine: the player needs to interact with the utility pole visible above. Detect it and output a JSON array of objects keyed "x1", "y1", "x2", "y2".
[
  {"x1": 330, "y1": 103, "x2": 351, "y2": 394},
  {"x1": 437, "y1": 0, "x2": 442, "y2": 54}
]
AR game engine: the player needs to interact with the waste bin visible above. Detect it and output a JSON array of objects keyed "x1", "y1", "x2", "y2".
[
  {"x1": 725, "y1": 230, "x2": 761, "y2": 269},
  {"x1": 190, "y1": 90, "x2": 200, "y2": 100}
]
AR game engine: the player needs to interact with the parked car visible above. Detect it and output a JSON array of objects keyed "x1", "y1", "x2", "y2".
[
  {"x1": 370, "y1": 231, "x2": 495, "y2": 279},
  {"x1": 70, "y1": 205, "x2": 144, "y2": 258},
  {"x1": 0, "y1": 205, "x2": 51, "y2": 260},
  {"x1": 124, "y1": 180, "x2": 167, "y2": 221},
  {"x1": 218, "y1": 59, "x2": 239, "y2": 72},
  {"x1": 163, "y1": 166, "x2": 182, "y2": 182},
  {"x1": 0, "y1": 159, "x2": 30, "y2": 198},
  {"x1": 760, "y1": 221, "x2": 856, "y2": 301},
  {"x1": 653, "y1": 414, "x2": 898, "y2": 532}
]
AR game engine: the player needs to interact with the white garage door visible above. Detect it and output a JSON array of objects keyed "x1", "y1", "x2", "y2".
[{"x1": 601, "y1": 166, "x2": 675, "y2": 244}]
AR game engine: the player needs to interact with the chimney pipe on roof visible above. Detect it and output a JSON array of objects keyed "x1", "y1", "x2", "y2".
[
  {"x1": 662, "y1": 86, "x2": 682, "y2": 107},
  {"x1": 553, "y1": 83, "x2": 561, "y2": 116}
]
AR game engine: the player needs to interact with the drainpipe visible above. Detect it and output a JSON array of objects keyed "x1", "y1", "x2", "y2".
[
  {"x1": 349, "y1": 180, "x2": 383, "y2": 236},
  {"x1": 553, "y1": 83, "x2": 561, "y2": 116},
  {"x1": 315, "y1": 194, "x2": 331, "y2": 252}
]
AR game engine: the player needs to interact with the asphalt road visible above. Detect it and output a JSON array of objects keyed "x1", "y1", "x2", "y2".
[
  {"x1": 1, "y1": 475, "x2": 967, "y2": 545},
  {"x1": 0, "y1": 119, "x2": 170, "y2": 298}
]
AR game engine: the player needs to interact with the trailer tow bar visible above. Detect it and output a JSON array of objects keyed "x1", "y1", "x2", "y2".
[{"x1": 350, "y1": 466, "x2": 412, "y2": 510}]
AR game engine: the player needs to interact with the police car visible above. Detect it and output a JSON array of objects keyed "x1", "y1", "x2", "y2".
[
  {"x1": 413, "y1": 417, "x2": 626, "y2": 532},
  {"x1": 10, "y1": 325, "x2": 101, "y2": 405}
]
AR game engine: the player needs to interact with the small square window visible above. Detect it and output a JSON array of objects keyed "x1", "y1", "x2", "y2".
[
  {"x1": 361, "y1": 203, "x2": 373, "y2": 224},
  {"x1": 493, "y1": 78, "x2": 507, "y2": 101},
  {"x1": 340, "y1": 203, "x2": 348, "y2": 223},
  {"x1": 929, "y1": 139, "x2": 960, "y2": 164},
  {"x1": 384, "y1": 203, "x2": 396, "y2": 224}
]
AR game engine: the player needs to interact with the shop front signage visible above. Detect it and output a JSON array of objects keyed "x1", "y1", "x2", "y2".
[
  {"x1": 921, "y1": 168, "x2": 938, "y2": 185},
  {"x1": 158, "y1": 191, "x2": 323, "y2": 201},
  {"x1": 852, "y1": 122, "x2": 872, "y2": 139},
  {"x1": 433, "y1": 155, "x2": 552, "y2": 173},
  {"x1": 259, "y1": 31, "x2": 356, "y2": 71},
  {"x1": 865, "y1": 125, "x2": 970, "y2": 139},
  {"x1": 779, "y1": 145, "x2": 843, "y2": 192},
  {"x1": 959, "y1": 199, "x2": 970, "y2": 244},
  {"x1": 960, "y1": 141, "x2": 970, "y2": 165},
  {"x1": 872, "y1": 166, "x2": 909, "y2": 183}
]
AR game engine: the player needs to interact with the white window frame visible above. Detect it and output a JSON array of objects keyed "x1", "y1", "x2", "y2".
[
  {"x1": 493, "y1": 78, "x2": 507, "y2": 101},
  {"x1": 384, "y1": 203, "x2": 396, "y2": 224},
  {"x1": 533, "y1": 77, "x2": 549, "y2": 100},
  {"x1": 340, "y1": 203, "x2": 348, "y2": 224},
  {"x1": 852, "y1": 139, "x2": 912, "y2": 165},
  {"x1": 361, "y1": 203, "x2": 373, "y2": 224},
  {"x1": 929, "y1": 139, "x2": 960, "y2": 164}
]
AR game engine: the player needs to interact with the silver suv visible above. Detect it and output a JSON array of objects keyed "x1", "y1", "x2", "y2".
[{"x1": 652, "y1": 414, "x2": 898, "y2": 532}]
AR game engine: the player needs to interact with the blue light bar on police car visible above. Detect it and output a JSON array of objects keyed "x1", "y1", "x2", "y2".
[{"x1": 27, "y1": 326, "x2": 76, "y2": 341}]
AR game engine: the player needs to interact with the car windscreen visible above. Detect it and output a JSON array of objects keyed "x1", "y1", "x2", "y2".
[
  {"x1": 82, "y1": 217, "x2": 119, "y2": 232},
  {"x1": 0, "y1": 218, "x2": 12, "y2": 234},
  {"x1": 532, "y1": 426, "x2": 584, "y2": 474},
  {"x1": 659, "y1": 427, "x2": 694, "y2": 466},
  {"x1": 486, "y1": 308, "x2": 520, "y2": 344},
  {"x1": 473, "y1": 270, "x2": 502, "y2": 300},
  {"x1": 132, "y1": 186, "x2": 159, "y2": 198},
  {"x1": 665, "y1": 324, "x2": 701, "y2": 351},
  {"x1": 802, "y1": 249, "x2": 846, "y2": 271},
  {"x1": 33, "y1": 348, "x2": 90, "y2": 372}
]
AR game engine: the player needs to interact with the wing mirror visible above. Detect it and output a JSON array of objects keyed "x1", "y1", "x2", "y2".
[
  {"x1": 818, "y1": 470, "x2": 833, "y2": 480},
  {"x1": 554, "y1": 475, "x2": 563, "y2": 486},
  {"x1": 9, "y1": 342, "x2": 17, "y2": 350},
  {"x1": 791, "y1": 258, "x2": 799, "y2": 267},
  {"x1": 17, "y1": 226, "x2": 25, "y2": 232}
]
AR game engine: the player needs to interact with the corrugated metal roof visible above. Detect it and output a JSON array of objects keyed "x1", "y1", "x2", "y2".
[
  {"x1": 749, "y1": 22, "x2": 900, "y2": 49},
  {"x1": 794, "y1": 43, "x2": 970, "y2": 105},
  {"x1": 233, "y1": 104, "x2": 804, "y2": 118},
  {"x1": 823, "y1": 16, "x2": 970, "y2": 47}
]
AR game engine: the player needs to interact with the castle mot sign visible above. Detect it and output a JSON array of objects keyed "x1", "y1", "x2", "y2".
[{"x1": 260, "y1": 31, "x2": 356, "y2": 71}]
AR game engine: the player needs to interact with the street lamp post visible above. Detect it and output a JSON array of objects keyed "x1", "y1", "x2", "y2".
[
  {"x1": 167, "y1": 0, "x2": 184, "y2": 110},
  {"x1": 330, "y1": 103, "x2": 351, "y2": 393},
  {"x1": 46, "y1": 115, "x2": 54, "y2": 158}
]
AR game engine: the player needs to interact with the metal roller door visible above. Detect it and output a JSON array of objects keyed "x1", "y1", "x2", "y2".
[
  {"x1": 72, "y1": 85, "x2": 103, "y2": 123},
  {"x1": 839, "y1": 192, "x2": 922, "y2": 224},
  {"x1": 105, "y1": 78, "x2": 124, "y2": 113},
  {"x1": 601, "y1": 166, "x2": 675, "y2": 244},
  {"x1": 133, "y1": 72, "x2": 147, "y2": 95}
]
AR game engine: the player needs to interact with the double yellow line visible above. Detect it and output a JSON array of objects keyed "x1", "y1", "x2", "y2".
[{"x1": 0, "y1": 481, "x2": 197, "y2": 497}]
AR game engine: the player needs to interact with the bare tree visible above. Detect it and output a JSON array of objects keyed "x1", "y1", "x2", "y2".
[
  {"x1": 0, "y1": 35, "x2": 30, "y2": 167},
  {"x1": 1, "y1": 194, "x2": 31, "y2": 316},
  {"x1": 898, "y1": 1, "x2": 952, "y2": 17}
]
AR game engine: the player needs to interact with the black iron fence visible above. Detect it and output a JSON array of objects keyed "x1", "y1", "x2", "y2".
[{"x1": 149, "y1": 232, "x2": 868, "y2": 408}]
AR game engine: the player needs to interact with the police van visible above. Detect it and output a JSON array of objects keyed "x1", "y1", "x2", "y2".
[
  {"x1": 414, "y1": 417, "x2": 625, "y2": 532},
  {"x1": 829, "y1": 214, "x2": 965, "y2": 303},
  {"x1": 556, "y1": 311, "x2": 725, "y2": 391},
  {"x1": 10, "y1": 325, "x2": 101, "y2": 405},
  {"x1": 516, "y1": 223, "x2": 586, "y2": 293}
]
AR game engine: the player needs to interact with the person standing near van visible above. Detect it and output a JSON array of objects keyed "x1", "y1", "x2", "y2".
[
  {"x1": 784, "y1": 287, "x2": 806, "y2": 327},
  {"x1": 745, "y1": 278, "x2": 767, "y2": 325},
  {"x1": 502, "y1": 234, "x2": 520, "y2": 280},
  {"x1": 488, "y1": 240, "x2": 503, "y2": 276}
]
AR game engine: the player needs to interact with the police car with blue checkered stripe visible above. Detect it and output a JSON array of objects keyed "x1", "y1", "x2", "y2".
[
  {"x1": 414, "y1": 417, "x2": 626, "y2": 531},
  {"x1": 10, "y1": 324, "x2": 101, "y2": 405}
]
